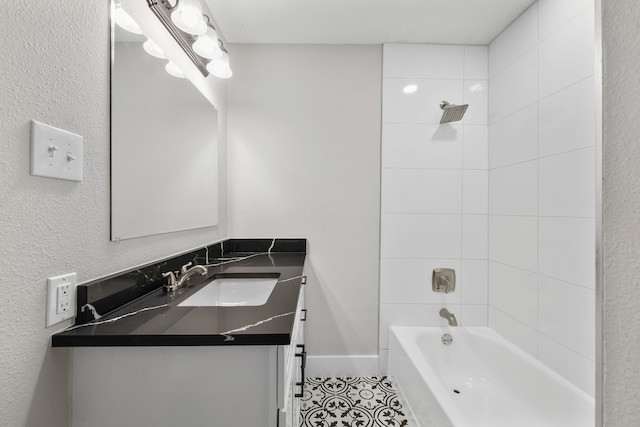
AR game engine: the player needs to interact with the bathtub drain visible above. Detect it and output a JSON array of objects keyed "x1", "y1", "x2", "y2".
[
  {"x1": 441, "y1": 333, "x2": 453, "y2": 345},
  {"x1": 453, "y1": 389, "x2": 461, "y2": 394}
]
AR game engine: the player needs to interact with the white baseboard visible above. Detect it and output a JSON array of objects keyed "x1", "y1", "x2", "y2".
[{"x1": 306, "y1": 355, "x2": 380, "y2": 378}]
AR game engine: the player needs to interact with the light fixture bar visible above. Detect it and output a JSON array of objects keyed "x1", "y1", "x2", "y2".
[{"x1": 147, "y1": 0, "x2": 209, "y2": 77}]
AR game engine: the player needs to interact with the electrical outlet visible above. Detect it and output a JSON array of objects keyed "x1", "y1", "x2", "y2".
[{"x1": 46, "y1": 273, "x2": 77, "y2": 327}]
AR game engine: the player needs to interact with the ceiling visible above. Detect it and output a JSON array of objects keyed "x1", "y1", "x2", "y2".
[{"x1": 204, "y1": 0, "x2": 535, "y2": 45}]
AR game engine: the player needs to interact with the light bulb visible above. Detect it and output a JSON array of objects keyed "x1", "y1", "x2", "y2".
[
  {"x1": 114, "y1": 5, "x2": 143, "y2": 34},
  {"x1": 171, "y1": 0, "x2": 207, "y2": 35},
  {"x1": 193, "y1": 26, "x2": 222, "y2": 60},
  {"x1": 143, "y1": 38, "x2": 166, "y2": 59},
  {"x1": 206, "y1": 51, "x2": 232, "y2": 78},
  {"x1": 165, "y1": 61, "x2": 185, "y2": 78}
]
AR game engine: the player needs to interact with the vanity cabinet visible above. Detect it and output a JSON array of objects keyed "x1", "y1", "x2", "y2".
[{"x1": 71, "y1": 286, "x2": 306, "y2": 427}]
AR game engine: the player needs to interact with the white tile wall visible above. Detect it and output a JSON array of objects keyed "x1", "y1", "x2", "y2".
[
  {"x1": 380, "y1": 0, "x2": 595, "y2": 395},
  {"x1": 382, "y1": 123, "x2": 463, "y2": 169},
  {"x1": 489, "y1": 160, "x2": 538, "y2": 216},
  {"x1": 488, "y1": 49, "x2": 538, "y2": 123},
  {"x1": 488, "y1": 1, "x2": 596, "y2": 395},
  {"x1": 538, "y1": 7, "x2": 595, "y2": 99},
  {"x1": 489, "y1": 3, "x2": 539, "y2": 78},
  {"x1": 538, "y1": 77, "x2": 596, "y2": 157},
  {"x1": 489, "y1": 215, "x2": 538, "y2": 272},
  {"x1": 489, "y1": 103, "x2": 538, "y2": 168},
  {"x1": 380, "y1": 43, "x2": 489, "y2": 354},
  {"x1": 538, "y1": 148, "x2": 596, "y2": 217}
]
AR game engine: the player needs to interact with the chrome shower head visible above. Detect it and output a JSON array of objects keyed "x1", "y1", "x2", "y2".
[{"x1": 439, "y1": 101, "x2": 468, "y2": 124}]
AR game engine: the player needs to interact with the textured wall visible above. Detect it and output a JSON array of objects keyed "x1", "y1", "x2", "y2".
[
  {"x1": 226, "y1": 44, "x2": 382, "y2": 357},
  {"x1": 601, "y1": 1, "x2": 640, "y2": 425},
  {"x1": 0, "y1": 1, "x2": 226, "y2": 426}
]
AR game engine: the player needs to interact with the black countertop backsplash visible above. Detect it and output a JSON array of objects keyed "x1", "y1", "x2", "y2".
[{"x1": 51, "y1": 239, "x2": 306, "y2": 347}]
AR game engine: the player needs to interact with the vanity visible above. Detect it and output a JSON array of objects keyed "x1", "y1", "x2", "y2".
[{"x1": 53, "y1": 239, "x2": 307, "y2": 427}]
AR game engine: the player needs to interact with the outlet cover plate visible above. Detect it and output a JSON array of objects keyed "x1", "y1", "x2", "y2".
[
  {"x1": 30, "y1": 120, "x2": 83, "y2": 181},
  {"x1": 46, "y1": 273, "x2": 77, "y2": 327}
]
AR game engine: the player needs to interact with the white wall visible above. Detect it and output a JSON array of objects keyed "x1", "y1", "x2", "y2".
[
  {"x1": 226, "y1": 44, "x2": 382, "y2": 360},
  {"x1": 0, "y1": 1, "x2": 227, "y2": 426},
  {"x1": 379, "y1": 44, "x2": 490, "y2": 369},
  {"x1": 487, "y1": 0, "x2": 596, "y2": 395},
  {"x1": 601, "y1": 1, "x2": 640, "y2": 425}
]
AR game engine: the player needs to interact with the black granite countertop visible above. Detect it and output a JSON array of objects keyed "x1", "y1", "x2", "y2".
[{"x1": 51, "y1": 239, "x2": 306, "y2": 347}]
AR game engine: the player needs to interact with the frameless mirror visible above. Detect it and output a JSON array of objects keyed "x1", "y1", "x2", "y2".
[{"x1": 110, "y1": 3, "x2": 219, "y2": 241}]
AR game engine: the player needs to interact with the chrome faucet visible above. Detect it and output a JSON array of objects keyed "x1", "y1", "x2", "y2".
[
  {"x1": 439, "y1": 308, "x2": 458, "y2": 326},
  {"x1": 163, "y1": 262, "x2": 208, "y2": 292}
]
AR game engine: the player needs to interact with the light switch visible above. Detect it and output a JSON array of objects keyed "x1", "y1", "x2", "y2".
[{"x1": 30, "y1": 120, "x2": 83, "y2": 181}]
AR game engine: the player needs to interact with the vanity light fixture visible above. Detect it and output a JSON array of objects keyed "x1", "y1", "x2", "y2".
[{"x1": 147, "y1": 0, "x2": 232, "y2": 79}]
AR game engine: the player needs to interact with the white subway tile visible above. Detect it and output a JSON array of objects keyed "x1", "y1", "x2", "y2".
[
  {"x1": 538, "y1": 0, "x2": 594, "y2": 42},
  {"x1": 538, "y1": 217, "x2": 596, "y2": 288},
  {"x1": 460, "y1": 304, "x2": 488, "y2": 326},
  {"x1": 539, "y1": 276, "x2": 595, "y2": 360},
  {"x1": 381, "y1": 213, "x2": 462, "y2": 259},
  {"x1": 463, "y1": 80, "x2": 488, "y2": 125},
  {"x1": 463, "y1": 170, "x2": 488, "y2": 214},
  {"x1": 539, "y1": 7, "x2": 595, "y2": 99},
  {"x1": 380, "y1": 259, "x2": 462, "y2": 304},
  {"x1": 462, "y1": 215, "x2": 488, "y2": 259},
  {"x1": 539, "y1": 76, "x2": 596, "y2": 157},
  {"x1": 383, "y1": 44, "x2": 464, "y2": 79},
  {"x1": 382, "y1": 169, "x2": 462, "y2": 214},
  {"x1": 489, "y1": 262, "x2": 539, "y2": 329},
  {"x1": 539, "y1": 148, "x2": 596, "y2": 218},
  {"x1": 463, "y1": 125, "x2": 488, "y2": 170},
  {"x1": 489, "y1": 307, "x2": 538, "y2": 357},
  {"x1": 383, "y1": 78, "x2": 464, "y2": 124},
  {"x1": 460, "y1": 260, "x2": 488, "y2": 304},
  {"x1": 489, "y1": 3, "x2": 538, "y2": 78},
  {"x1": 489, "y1": 160, "x2": 538, "y2": 216},
  {"x1": 538, "y1": 334, "x2": 595, "y2": 396},
  {"x1": 382, "y1": 123, "x2": 463, "y2": 169},
  {"x1": 489, "y1": 49, "x2": 538, "y2": 123},
  {"x1": 489, "y1": 215, "x2": 538, "y2": 272},
  {"x1": 488, "y1": 103, "x2": 538, "y2": 169},
  {"x1": 464, "y1": 46, "x2": 489, "y2": 80}
]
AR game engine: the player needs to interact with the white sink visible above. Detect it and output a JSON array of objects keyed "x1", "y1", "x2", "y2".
[{"x1": 178, "y1": 277, "x2": 278, "y2": 307}]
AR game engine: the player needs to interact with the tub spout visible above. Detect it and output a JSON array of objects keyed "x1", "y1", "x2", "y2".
[{"x1": 439, "y1": 308, "x2": 458, "y2": 326}]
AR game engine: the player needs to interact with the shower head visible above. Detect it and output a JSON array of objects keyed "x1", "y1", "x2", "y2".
[{"x1": 439, "y1": 101, "x2": 468, "y2": 124}]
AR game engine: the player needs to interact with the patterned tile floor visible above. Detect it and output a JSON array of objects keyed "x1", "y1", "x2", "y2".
[{"x1": 299, "y1": 376, "x2": 414, "y2": 427}]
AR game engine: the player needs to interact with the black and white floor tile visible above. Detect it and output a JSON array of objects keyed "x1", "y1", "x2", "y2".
[{"x1": 300, "y1": 376, "x2": 413, "y2": 427}]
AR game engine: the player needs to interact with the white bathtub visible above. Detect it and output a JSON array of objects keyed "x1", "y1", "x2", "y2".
[{"x1": 389, "y1": 326, "x2": 594, "y2": 427}]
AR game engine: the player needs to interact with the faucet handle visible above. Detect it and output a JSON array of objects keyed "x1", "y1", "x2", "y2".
[
  {"x1": 162, "y1": 271, "x2": 176, "y2": 286},
  {"x1": 180, "y1": 262, "x2": 193, "y2": 275}
]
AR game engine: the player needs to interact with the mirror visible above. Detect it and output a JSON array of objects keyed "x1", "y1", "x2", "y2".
[{"x1": 110, "y1": 3, "x2": 219, "y2": 241}]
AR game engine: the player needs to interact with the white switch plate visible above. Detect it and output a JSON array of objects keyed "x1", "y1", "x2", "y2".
[
  {"x1": 30, "y1": 120, "x2": 83, "y2": 181},
  {"x1": 46, "y1": 273, "x2": 77, "y2": 327}
]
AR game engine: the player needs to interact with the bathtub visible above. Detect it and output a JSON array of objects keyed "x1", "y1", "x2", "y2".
[{"x1": 388, "y1": 326, "x2": 594, "y2": 427}]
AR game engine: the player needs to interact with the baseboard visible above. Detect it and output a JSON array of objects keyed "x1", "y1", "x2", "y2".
[{"x1": 305, "y1": 355, "x2": 380, "y2": 378}]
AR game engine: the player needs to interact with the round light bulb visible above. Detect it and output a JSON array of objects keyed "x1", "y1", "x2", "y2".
[
  {"x1": 143, "y1": 38, "x2": 166, "y2": 59},
  {"x1": 193, "y1": 26, "x2": 222, "y2": 59},
  {"x1": 206, "y1": 51, "x2": 232, "y2": 78},
  {"x1": 171, "y1": 0, "x2": 207, "y2": 35},
  {"x1": 165, "y1": 61, "x2": 185, "y2": 78},
  {"x1": 114, "y1": 6, "x2": 143, "y2": 34}
]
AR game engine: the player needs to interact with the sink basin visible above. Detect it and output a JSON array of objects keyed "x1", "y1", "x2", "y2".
[{"x1": 178, "y1": 277, "x2": 278, "y2": 307}]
